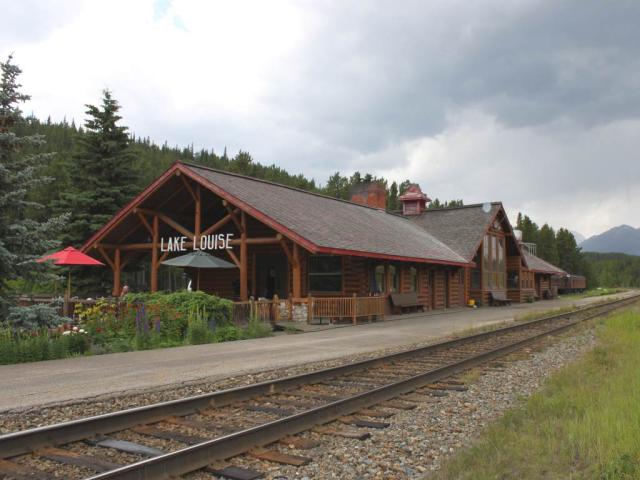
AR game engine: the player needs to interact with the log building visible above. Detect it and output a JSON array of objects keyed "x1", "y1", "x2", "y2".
[{"x1": 81, "y1": 161, "x2": 565, "y2": 313}]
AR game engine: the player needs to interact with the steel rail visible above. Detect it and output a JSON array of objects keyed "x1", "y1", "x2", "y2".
[
  {"x1": 0, "y1": 293, "x2": 637, "y2": 460},
  {"x1": 86, "y1": 296, "x2": 637, "y2": 480}
]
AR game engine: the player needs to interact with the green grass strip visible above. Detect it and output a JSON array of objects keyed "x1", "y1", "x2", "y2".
[{"x1": 435, "y1": 306, "x2": 640, "y2": 480}]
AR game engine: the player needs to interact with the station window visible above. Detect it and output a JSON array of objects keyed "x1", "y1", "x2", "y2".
[
  {"x1": 308, "y1": 256, "x2": 343, "y2": 293},
  {"x1": 388, "y1": 264, "x2": 399, "y2": 292},
  {"x1": 408, "y1": 266, "x2": 418, "y2": 292}
]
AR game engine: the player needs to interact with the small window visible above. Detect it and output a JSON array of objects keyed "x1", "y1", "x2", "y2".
[
  {"x1": 373, "y1": 264, "x2": 385, "y2": 293},
  {"x1": 408, "y1": 267, "x2": 418, "y2": 292},
  {"x1": 507, "y1": 271, "x2": 519, "y2": 289},
  {"x1": 309, "y1": 256, "x2": 343, "y2": 293},
  {"x1": 388, "y1": 264, "x2": 399, "y2": 292}
]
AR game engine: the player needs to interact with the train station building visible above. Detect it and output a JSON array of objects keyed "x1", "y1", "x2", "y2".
[{"x1": 81, "y1": 161, "x2": 566, "y2": 314}]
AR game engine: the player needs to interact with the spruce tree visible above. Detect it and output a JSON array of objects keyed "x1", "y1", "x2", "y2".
[
  {"x1": 57, "y1": 89, "x2": 138, "y2": 247},
  {"x1": 0, "y1": 56, "x2": 68, "y2": 312},
  {"x1": 387, "y1": 181, "x2": 398, "y2": 210},
  {"x1": 537, "y1": 224, "x2": 559, "y2": 265}
]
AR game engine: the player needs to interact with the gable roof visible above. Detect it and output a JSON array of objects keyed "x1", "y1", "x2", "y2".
[
  {"x1": 408, "y1": 202, "x2": 504, "y2": 261},
  {"x1": 82, "y1": 162, "x2": 470, "y2": 267},
  {"x1": 181, "y1": 163, "x2": 469, "y2": 265},
  {"x1": 522, "y1": 250, "x2": 566, "y2": 275}
]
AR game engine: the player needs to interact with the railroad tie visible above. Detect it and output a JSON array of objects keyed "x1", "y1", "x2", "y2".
[
  {"x1": 312, "y1": 425, "x2": 371, "y2": 440},
  {"x1": 357, "y1": 408, "x2": 395, "y2": 418},
  {"x1": 37, "y1": 447, "x2": 121, "y2": 473},
  {"x1": 86, "y1": 434, "x2": 165, "y2": 457},
  {"x1": 425, "y1": 383, "x2": 468, "y2": 392},
  {"x1": 382, "y1": 400, "x2": 418, "y2": 410},
  {"x1": 131, "y1": 425, "x2": 209, "y2": 445},
  {"x1": 248, "y1": 448, "x2": 311, "y2": 466},
  {"x1": 245, "y1": 404, "x2": 295, "y2": 416},
  {"x1": 206, "y1": 465, "x2": 264, "y2": 480},
  {"x1": 339, "y1": 416, "x2": 390, "y2": 429},
  {"x1": 0, "y1": 459, "x2": 55, "y2": 480}
]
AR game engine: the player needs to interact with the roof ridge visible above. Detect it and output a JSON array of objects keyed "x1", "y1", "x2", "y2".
[
  {"x1": 419, "y1": 201, "x2": 503, "y2": 212},
  {"x1": 180, "y1": 160, "x2": 408, "y2": 217}
]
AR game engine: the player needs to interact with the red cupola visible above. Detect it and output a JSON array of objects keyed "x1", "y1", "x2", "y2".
[{"x1": 399, "y1": 184, "x2": 430, "y2": 215}]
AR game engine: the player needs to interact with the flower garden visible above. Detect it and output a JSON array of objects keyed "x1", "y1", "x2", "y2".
[{"x1": 0, "y1": 291, "x2": 272, "y2": 365}]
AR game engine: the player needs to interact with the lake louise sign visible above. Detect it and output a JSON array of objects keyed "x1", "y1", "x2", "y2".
[{"x1": 160, "y1": 233, "x2": 234, "y2": 252}]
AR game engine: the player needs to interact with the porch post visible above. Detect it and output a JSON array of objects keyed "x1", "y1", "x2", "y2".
[
  {"x1": 292, "y1": 243, "x2": 301, "y2": 299},
  {"x1": 151, "y1": 215, "x2": 159, "y2": 292},
  {"x1": 240, "y1": 211, "x2": 248, "y2": 300},
  {"x1": 194, "y1": 184, "x2": 201, "y2": 241},
  {"x1": 112, "y1": 248, "x2": 121, "y2": 297}
]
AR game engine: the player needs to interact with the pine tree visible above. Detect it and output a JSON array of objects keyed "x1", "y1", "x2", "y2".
[
  {"x1": 537, "y1": 224, "x2": 559, "y2": 265},
  {"x1": 387, "y1": 181, "x2": 398, "y2": 210},
  {"x1": 0, "y1": 56, "x2": 68, "y2": 311},
  {"x1": 56, "y1": 89, "x2": 138, "y2": 247},
  {"x1": 556, "y1": 228, "x2": 579, "y2": 273}
]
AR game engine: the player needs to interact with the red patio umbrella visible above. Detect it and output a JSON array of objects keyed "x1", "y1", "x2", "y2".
[{"x1": 37, "y1": 246, "x2": 104, "y2": 299}]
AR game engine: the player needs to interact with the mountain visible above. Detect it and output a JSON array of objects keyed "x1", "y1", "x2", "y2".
[
  {"x1": 580, "y1": 225, "x2": 640, "y2": 256},
  {"x1": 571, "y1": 230, "x2": 586, "y2": 244}
]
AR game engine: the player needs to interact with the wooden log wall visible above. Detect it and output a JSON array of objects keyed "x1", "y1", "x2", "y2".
[
  {"x1": 343, "y1": 256, "x2": 369, "y2": 296},
  {"x1": 417, "y1": 266, "x2": 430, "y2": 309}
]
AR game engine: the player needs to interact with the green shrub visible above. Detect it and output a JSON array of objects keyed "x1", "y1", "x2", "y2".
[
  {"x1": 124, "y1": 291, "x2": 233, "y2": 341},
  {"x1": 7, "y1": 304, "x2": 65, "y2": 331},
  {"x1": 186, "y1": 306, "x2": 214, "y2": 345},
  {"x1": 213, "y1": 325, "x2": 242, "y2": 342},
  {"x1": 244, "y1": 317, "x2": 273, "y2": 339},
  {"x1": 0, "y1": 329, "x2": 90, "y2": 365}
]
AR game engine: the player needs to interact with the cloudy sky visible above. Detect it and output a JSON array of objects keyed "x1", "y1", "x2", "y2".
[{"x1": 2, "y1": 0, "x2": 639, "y2": 238}]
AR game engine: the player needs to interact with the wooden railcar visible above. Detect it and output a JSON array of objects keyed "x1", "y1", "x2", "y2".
[{"x1": 552, "y1": 274, "x2": 586, "y2": 293}]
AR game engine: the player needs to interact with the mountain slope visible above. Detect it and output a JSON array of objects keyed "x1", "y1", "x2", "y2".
[{"x1": 580, "y1": 225, "x2": 640, "y2": 255}]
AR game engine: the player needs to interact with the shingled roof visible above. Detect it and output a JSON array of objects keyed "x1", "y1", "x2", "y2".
[
  {"x1": 408, "y1": 203, "x2": 503, "y2": 261},
  {"x1": 181, "y1": 163, "x2": 469, "y2": 266},
  {"x1": 522, "y1": 250, "x2": 566, "y2": 275}
]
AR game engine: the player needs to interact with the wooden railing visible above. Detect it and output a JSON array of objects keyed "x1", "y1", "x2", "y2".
[
  {"x1": 308, "y1": 294, "x2": 386, "y2": 325},
  {"x1": 232, "y1": 297, "x2": 281, "y2": 326}
]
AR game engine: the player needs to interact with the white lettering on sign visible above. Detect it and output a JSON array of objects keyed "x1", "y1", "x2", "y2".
[{"x1": 160, "y1": 234, "x2": 234, "y2": 252}]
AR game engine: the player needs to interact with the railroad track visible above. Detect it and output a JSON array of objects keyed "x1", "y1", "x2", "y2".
[{"x1": 0, "y1": 294, "x2": 638, "y2": 480}]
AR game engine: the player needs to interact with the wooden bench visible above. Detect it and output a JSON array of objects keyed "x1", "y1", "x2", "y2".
[
  {"x1": 389, "y1": 292, "x2": 425, "y2": 315},
  {"x1": 542, "y1": 289, "x2": 553, "y2": 300},
  {"x1": 489, "y1": 291, "x2": 512, "y2": 306}
]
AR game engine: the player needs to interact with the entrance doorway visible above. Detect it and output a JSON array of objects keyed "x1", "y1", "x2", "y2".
[{"x1": 256, "y1": 254, "x2": 288, "y2": 299}]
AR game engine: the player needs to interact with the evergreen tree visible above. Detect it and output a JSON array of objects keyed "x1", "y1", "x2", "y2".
[
  {"x1": 387, "y1": 181, "x2": 398, "y2": 210},
  {"x1": 324, "y1": 172, "x2": 349, "y2": 199},
  {"x1": 516, "y1": 214, "x2": 539, "y2": 245},
  {"x1": 537, "y1": 224, "x2": 559, "y2": 265},
  {"x1": 556, "y1": 228, "x2": 579, "y2": 273},
  {"x1": 0, "y1": 56, "x2": 68, "y2": 310},
  {"x1": 56, "y1": 89, "x2": 138, "y2": 247}
]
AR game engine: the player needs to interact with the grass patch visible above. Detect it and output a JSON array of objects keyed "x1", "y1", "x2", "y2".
[
  {"x1": 561, "y1": 287, "x2": 628, "y2": 301},
  {"x1": 433, "y1": 306, "x2": 640, "y2": 480}
]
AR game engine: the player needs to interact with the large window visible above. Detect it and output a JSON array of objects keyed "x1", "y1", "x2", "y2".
[
  {"x1": 309, "y1": 256, "x2": 343, "y2": 293},
  {"x1": 482, "y1": 234, "x2": 506, "y2": 290}
]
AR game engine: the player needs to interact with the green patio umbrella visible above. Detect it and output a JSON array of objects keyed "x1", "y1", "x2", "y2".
[{"x1": 161, "y1": 250, "x2": 236, "y2": 290}]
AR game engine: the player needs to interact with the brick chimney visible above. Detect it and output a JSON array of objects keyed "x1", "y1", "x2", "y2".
[
  {"x1": 350, "y1": 182, "x2": 386, "y2": 209},
  {"x1": 399, "y1": 184, "x2": 430, "y2": 215}
]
